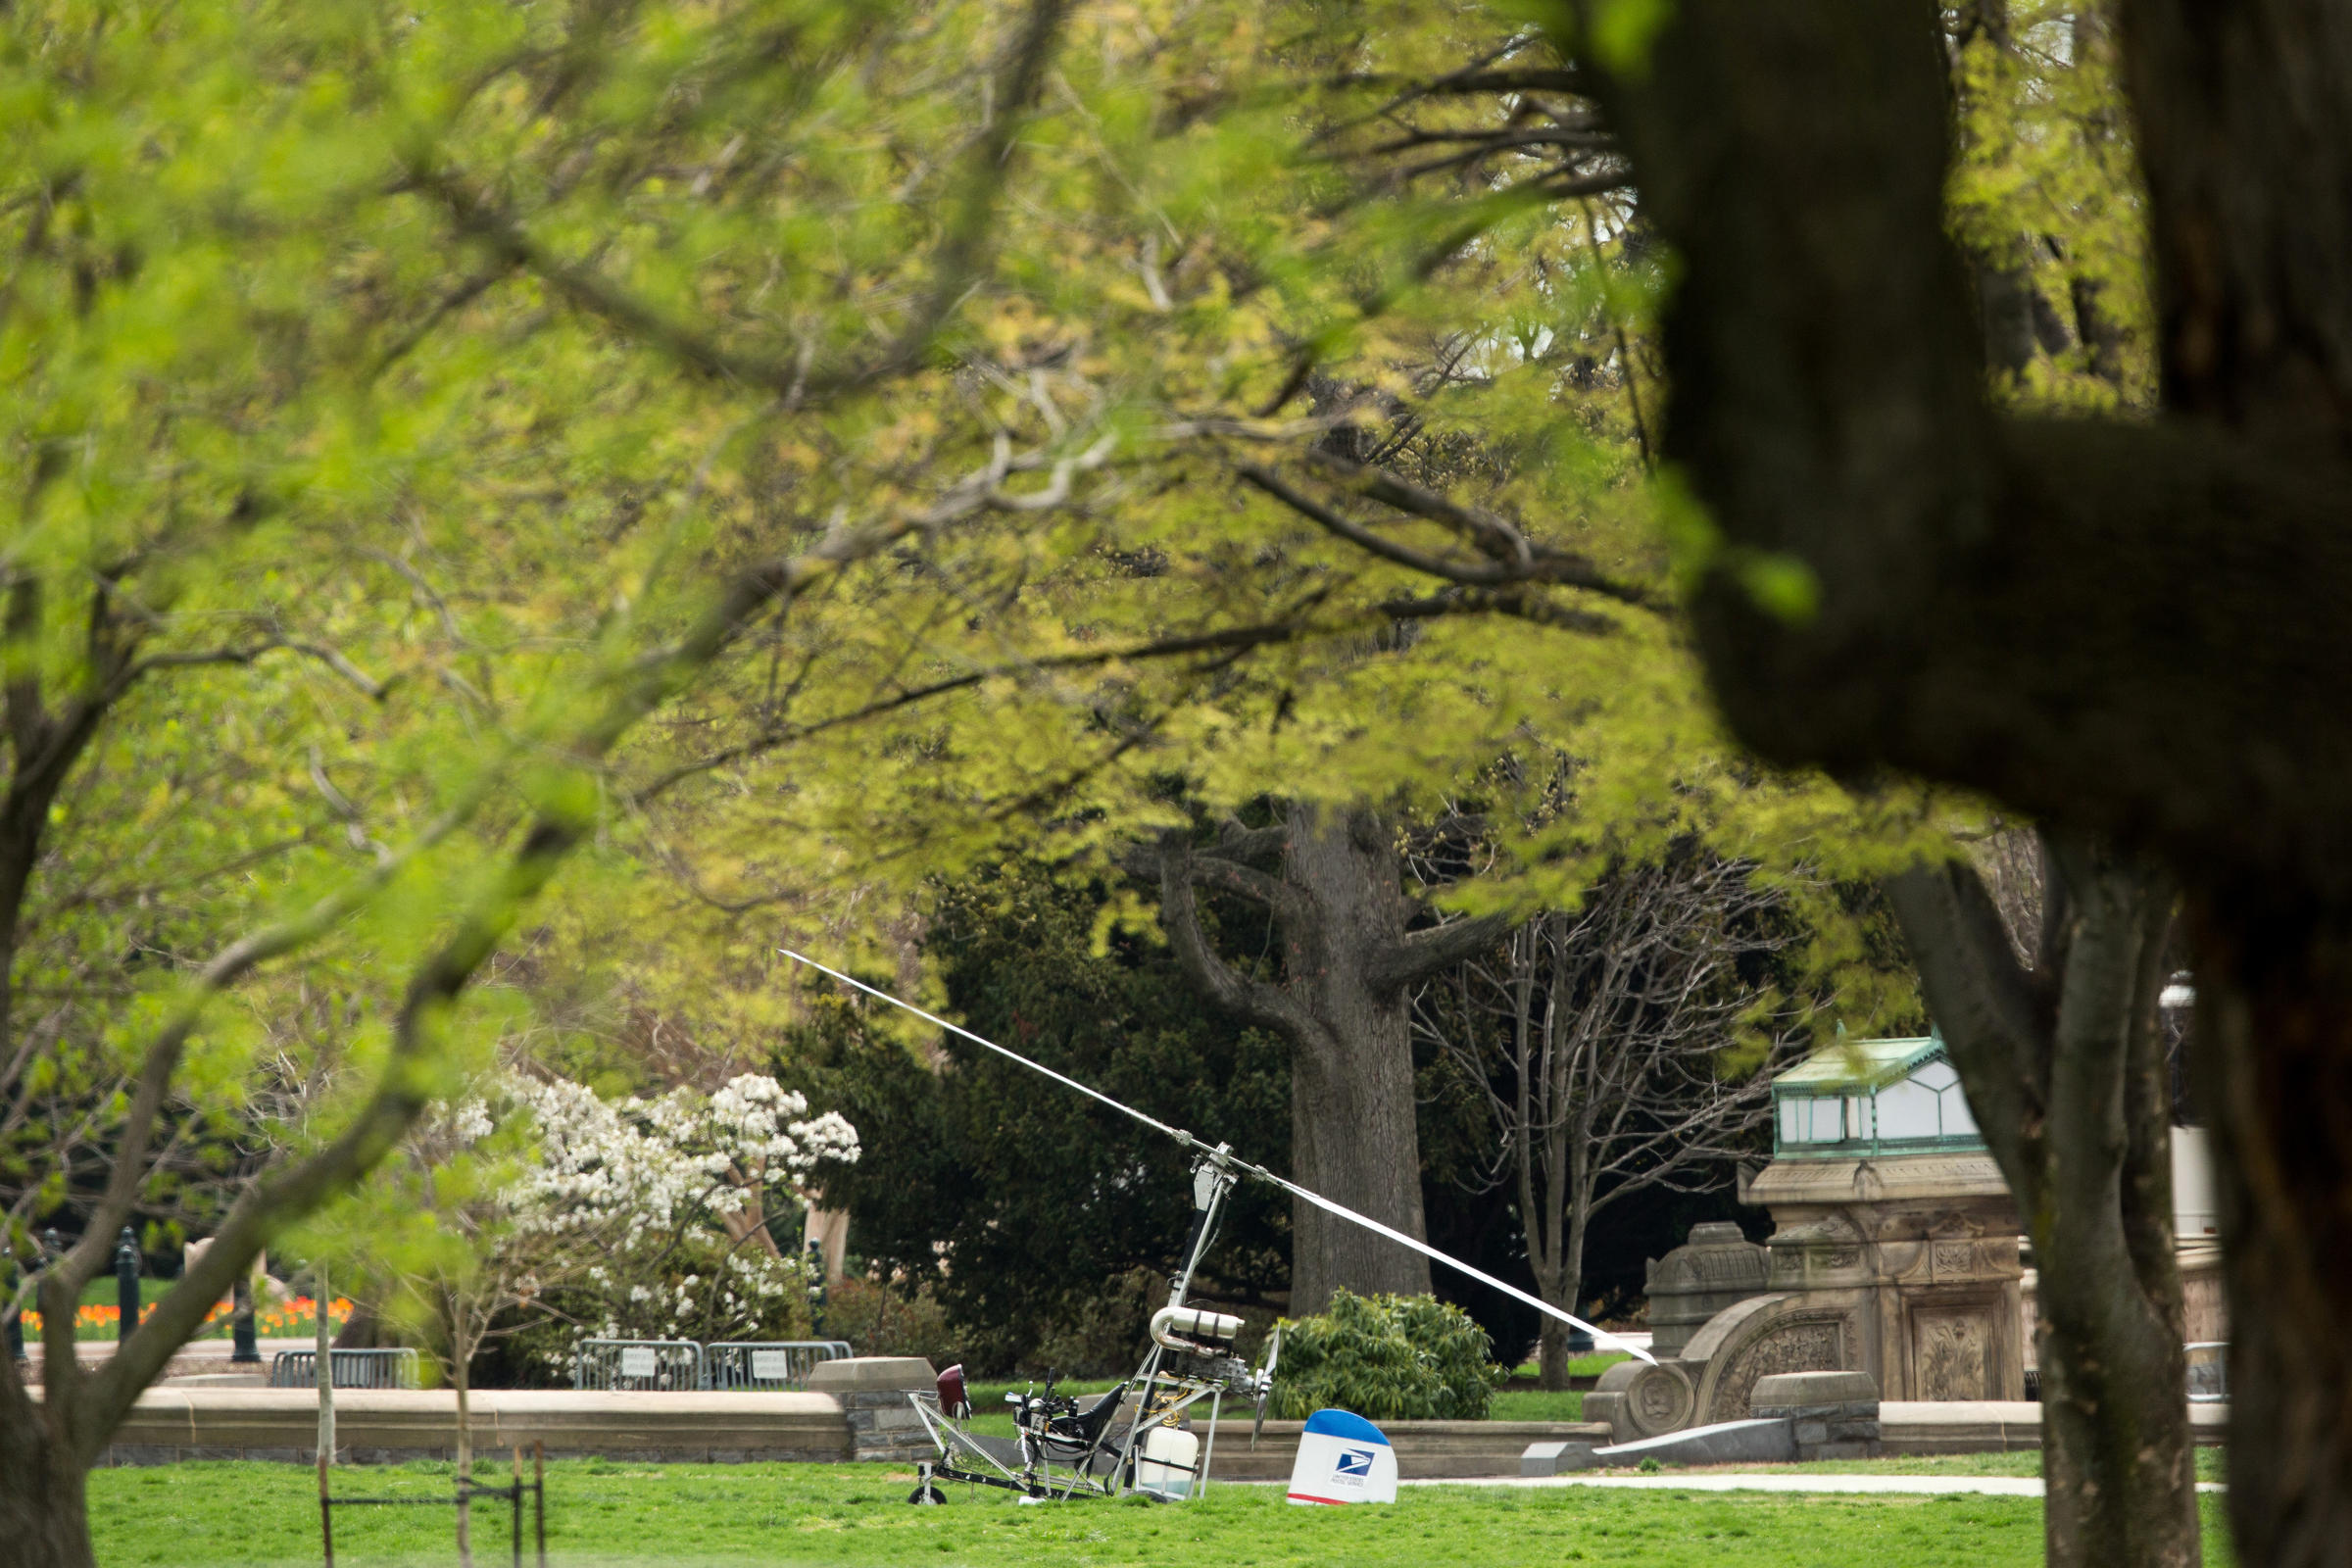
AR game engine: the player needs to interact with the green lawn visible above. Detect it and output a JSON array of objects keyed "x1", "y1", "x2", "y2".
[
  {"x1": 1780, "y1": 1448, "x2": 2230, "y2": 1483},
  {"x1": 85, "y1": 1459, "x2": 2236, "y2": 1568},
  {"x1": 1505, "y1": 1354, "x2": 1630, "y2": 1382}
]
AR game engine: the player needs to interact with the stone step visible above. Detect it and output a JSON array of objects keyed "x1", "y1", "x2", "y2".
[{"x1": 1880, "y1": 1400, "x2": 2229, "y2": 1453}]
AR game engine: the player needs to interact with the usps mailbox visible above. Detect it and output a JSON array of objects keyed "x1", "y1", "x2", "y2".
[{"x1": 1286, "y1": 1408, "x2": 1397, "y2": 1505}]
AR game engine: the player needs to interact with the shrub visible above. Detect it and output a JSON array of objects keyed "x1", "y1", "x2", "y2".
[
  {"x1": 1269, "y1": 1289, "x2": 1502, "y2": 1421},
  {"x1": 820, "y1": 1276, "x2": 961, "y2": 1367}
]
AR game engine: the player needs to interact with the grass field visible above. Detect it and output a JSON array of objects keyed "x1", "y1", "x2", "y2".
[
  {"x1": 1779, "y1": 1448, "x2": 2229, "y2": 1481},
  {"x1": 85, "y1": 1459, "x2": 2235, "y2": 1568}
]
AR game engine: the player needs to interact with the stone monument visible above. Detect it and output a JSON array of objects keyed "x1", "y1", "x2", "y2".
[
  {"x1": 1643, "y1": 1222, "x2": 1768, "y2": 1358},
  {"x1": 1590, "y1": 1031, "x2": 2029, "y2": 1442}
]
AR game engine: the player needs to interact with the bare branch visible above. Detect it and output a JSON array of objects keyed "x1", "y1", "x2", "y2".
[
  {"x1": 1235, "y1": 461, "x2": 1657, "y2": 609},
  {"x1": 1886, "y1": 853, "x2": 2051, "y2": 1189},
  {"x1": 1148, "y1": 838, "x2": 1313, "y2": 1039}
]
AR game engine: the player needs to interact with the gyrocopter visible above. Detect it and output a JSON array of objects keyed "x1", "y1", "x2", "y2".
[
  {"x1": 907, "y1": 1150, "x2": 1276, "y2": 1503},
  {"x1": 780, "y1": 950, "x2": 1650, "y2": 1505}
]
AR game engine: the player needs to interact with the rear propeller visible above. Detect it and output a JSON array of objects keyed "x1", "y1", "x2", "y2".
[{"x1": 1250, "y1": 1323, "x2": 1283, "y2": 1448}]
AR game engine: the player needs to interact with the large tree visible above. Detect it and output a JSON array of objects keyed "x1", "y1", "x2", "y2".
[
  {"x1": 1565, "y1": 0, "x2": 2352, "y2": 1558},
  {"x1": 1142, "y1": 806, "x2": 1507, "y2": 1312},
  {"x1": 1892, "y1": 835, "x2": 2196, "y2": 1568}
]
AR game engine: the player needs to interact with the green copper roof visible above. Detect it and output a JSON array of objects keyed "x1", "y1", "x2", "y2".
[{"x1": 1772, "y1": 1032, "x2": 1943, "y2": 1092}]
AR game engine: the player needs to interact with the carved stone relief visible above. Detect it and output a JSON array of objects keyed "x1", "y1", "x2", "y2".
[
  {"x1": 1627, "y1": 1362, "x2": 1696, "y2": 1436},
  {"x1": 1911, "y1": 1309, "x2": 1991, "y2": 1400},
  {"x1": 1709, "y1": 1318, "x2": 1843, "y2": 1424}
]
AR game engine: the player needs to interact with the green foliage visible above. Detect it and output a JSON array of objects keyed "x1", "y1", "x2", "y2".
[
  {"x1": 1946, "y1": 1, "x2": 2153, "y2": 411},
  {"x1": 1270, "y1": 1289, "x2": 1503, "y2": 1422},
  {"x1": 818, "y1": 1277, "x2": 960, "y2": 1369}
]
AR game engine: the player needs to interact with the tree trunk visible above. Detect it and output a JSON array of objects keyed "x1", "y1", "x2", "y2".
[
  {"x1": 1279, "y1": 806, "x2": 1433, "y2": 1314},
  {"x1": 2192, "y1": 906, "x2": 2352, "y2": 1568},
  {"x1": 1569, "y1": 0, "x2": 2352, "y2": 1555},
  {"x1": 1149, "y1": 801, "x2": 1515, "y2": 1314},
  {"x1": 0, "y1": 1424, "x2": 97, "y2": 1568},
  {"x1": 454, "y1": 1357, "x2": 474, "y2": 1568},
  {"x1": 1892, "y1": 840, "x2": 2198, "y2": 1568},
  {"x1": 2034, "y1": 858, "x2": 2197, "y2": 1568},
  {"x1": 1533, "y1": 1250, "x2": 1585, "y2": 1391},
  {"x1": 315, "y1": 1263, "x2": 335, "y2": 1465}
]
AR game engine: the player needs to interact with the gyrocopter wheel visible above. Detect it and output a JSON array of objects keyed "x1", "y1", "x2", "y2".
[{"x1": 907, "y1": 1482, "x2": 946, "y2": 1505}]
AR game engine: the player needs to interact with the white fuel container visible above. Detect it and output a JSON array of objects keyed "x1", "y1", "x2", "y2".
[{"x1": 1135, "y1": 1425, "x2": 1202, "y2": 1499}]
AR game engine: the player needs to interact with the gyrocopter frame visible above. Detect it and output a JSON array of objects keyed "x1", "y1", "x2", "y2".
[{"x1": 779, "y1": 950, "x2": 1651, "y2": 1504}]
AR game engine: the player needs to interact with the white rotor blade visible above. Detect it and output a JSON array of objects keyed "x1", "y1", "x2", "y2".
[
  {"x1": 780, "y1": 948, "x2": 1655, "y2": 1367},
  {"x1": 1252, "y1": 1168, "x2": 1649, "y2": 1362}
]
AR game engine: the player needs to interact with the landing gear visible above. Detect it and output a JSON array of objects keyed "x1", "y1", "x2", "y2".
[{"x1": 908, "y1": 1462, "x2": 946, "y2": 1505}]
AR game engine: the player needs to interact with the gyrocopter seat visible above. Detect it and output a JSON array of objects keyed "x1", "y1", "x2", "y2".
[{"x1": 1047, "y1": 1384, "x2": 1131, "y2": 1447}]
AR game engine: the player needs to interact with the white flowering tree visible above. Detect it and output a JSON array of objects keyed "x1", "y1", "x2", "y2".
[{"x1": 309, "y1": 1072, "x2": 856, "y2": 1565}]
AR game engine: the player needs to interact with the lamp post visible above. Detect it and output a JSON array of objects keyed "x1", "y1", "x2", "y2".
[{"x1": 115, "y1": 1227, "x2": 139, "y2": 1343}]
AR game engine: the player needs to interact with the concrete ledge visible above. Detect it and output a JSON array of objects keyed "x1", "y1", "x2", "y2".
[
  {"x1": 18, "y1": 1339, "x2": 316, "y2": 1387},
  {"x1": 1521, "y1": 1440, "x2": 1601, "y2": 1477},
  {"x1": 44, "y1": 1388, "x2": 851, "y2": 1466},
  {"x1": 1881, "y1": 1400, "x2": 2230, "y2": 1454},
  {"x1": 806, "y1": 1357, "x2": 936, "y2": 1393},
  {"x1": 1751, "y1": 1370, "x2": 1877, "y2": 1410}
]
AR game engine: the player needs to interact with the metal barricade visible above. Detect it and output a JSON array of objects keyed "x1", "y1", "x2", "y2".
[
  {"x1": 702, "y1": 1340, "x2": 853, "y2": 1391},
  {"x1": 572, "y1": 1339, "x2": 702, "y2": 1391},
  {"x1": 2185, "y1": 1341, "x2": 2229, "y2": 1403},
  {"x1": 269, "y1": 1348, "x2": 420, "y2": 1390}
]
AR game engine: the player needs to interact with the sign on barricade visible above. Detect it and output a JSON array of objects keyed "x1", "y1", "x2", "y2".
[
  {"x1": 572, "y1": 1339, "x2": 701, "y2": 1391},
  {"x1": 703, "y1": 1341, "x2": 853, "y2": 1390}
]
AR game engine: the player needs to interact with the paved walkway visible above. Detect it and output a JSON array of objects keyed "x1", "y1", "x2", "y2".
[{"x1": 1409, "y1": 1473, "x2": 2226, "y2": 1497}]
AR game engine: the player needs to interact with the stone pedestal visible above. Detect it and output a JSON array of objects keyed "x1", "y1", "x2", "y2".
[
  {"x1": 1749, "y1": 1369, "x2": 1881, "y2": 1459},
  {"x1": 1719, "y1": 1152, "x2": 2026, "y2": 1413},
  {"x1": 1644, "y1": 1222, "x2": 1770, "y2": 1358},
  {"x1": 808, "y1": 1356, "x2": 937, "y2": 1462}
]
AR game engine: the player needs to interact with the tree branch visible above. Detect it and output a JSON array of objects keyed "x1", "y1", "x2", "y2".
[
  {"x1": 1375, "y1": 912, "x2": 1517, "y2": 992},
  {"x1": 1235, "y1": 461, "x2": 1649, "y2": 607},
  {"x1": 1887, "y1": 854, "x2": 2051, "y2": 1200},
  {"x1": 68, "y1": 477, "x2": 952, "y2": 1453},
  {"x1": 1149, "y1": 839, "x2": 1313, "y2": 1039},
  {"x1": 45, "y1": 799, "x2": 479, "y2": 1310}
]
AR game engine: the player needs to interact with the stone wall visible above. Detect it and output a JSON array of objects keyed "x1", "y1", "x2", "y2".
[
  {"x1": 806, "y1": 1355, "x2": 938, "y2": 1462},
  {"x1": 63, "y1": 1389, "x2": 851, "y2": 1466},
  {"x1": 1749, "y1": 1369, "x2": 1881, "y2": 1460}
]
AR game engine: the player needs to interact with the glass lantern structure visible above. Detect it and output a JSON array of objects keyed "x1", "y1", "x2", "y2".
[{"x1": 1770, "y1": 1030, "x2": 1984, "y2": 1159}]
